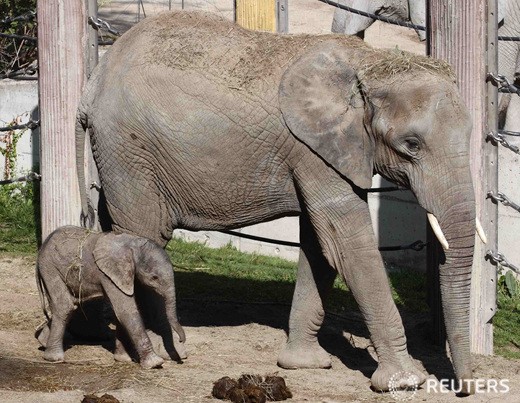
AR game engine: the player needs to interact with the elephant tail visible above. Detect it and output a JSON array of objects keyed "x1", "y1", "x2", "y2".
[
  {"x1": 75, "y1": 107, "x2": 95, "y2": 229},
  {"x1": 35, "y1": 264, "x2": 51, "y2": 322}
]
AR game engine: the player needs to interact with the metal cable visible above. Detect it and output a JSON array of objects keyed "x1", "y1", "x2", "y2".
[
  {"x1": 0, "y1": 32, "x2": 36, "y2": 42},
  {"x1": 317, "y1": 0, "x2": 425, "y2": 31},
  {"x1": 0, "y1": 11, "x2": 36, "y2": 25},
  {"x1": 486, "y1": 131, "x2": 520, "y2": 154},
  {"x1": 487, "y1": 191, "x2": 520, "y2": 214},
  {"x1": 488, "y1": 73, "x2": 520, "y2": 95},
  {"x1": 0, "y1": 120, "x2": 39, "y2": 132},
  {"x1": 486, "y1": 250, "x2": 520, "y2": 274},
  {"x1": 499, "y1": 129, "x2": 520, "y2": 137},
  {"x1": 0, "y1": 66, "x2": 38, "y2": 80},
  {"x1": 88, "y1": 17, "x2": 121, "y2": 36},
  {"x1": 319, "y1": 0, "x2": 520, "y2": 41},
  {"x1": 220, "y1": 229, "x2": 426, "y2": 252},
  {"x1": 0, "y1": 172, "x2": 41, "y2": 186}
]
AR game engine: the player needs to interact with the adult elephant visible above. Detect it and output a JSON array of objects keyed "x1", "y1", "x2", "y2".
[
  {"x1": 331, "y1": 0, "x2": 427, "y2": 40},
  {"x1": 498, "y1": 0, "x2": 520, "y2": 128},
  {"x1": 330, "y1": 0, "x2": 509, "y2": 42},
  {"x1": 76, "y1": 11, "x2": 485, "y2": 394}
]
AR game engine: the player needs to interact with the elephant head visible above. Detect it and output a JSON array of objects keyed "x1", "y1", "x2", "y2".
[
  {"x1": 93, "y1": 233, "x2": 186, "y2": 346},
  {"x1": 280, "y1": 42, "x2": 482, "y2": 393},
  {"x1": 331, "y1": 0, "x2": 426, "y2": 41}
]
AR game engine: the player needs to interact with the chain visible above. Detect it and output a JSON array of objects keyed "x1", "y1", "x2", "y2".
[
  {"x1": 487, "y1": 73, "x2": 520, "y2": 95},
  {"x1": 88, "y1": 17, "x2": 121, "y2": 36},
  {"x1": 486, "y1": 131, "x2": 520, "y2": 154},
  {"x1": 487, "y1": 191, "x2": 520, "y2": 213},
  {"x1": 486, "y1": 250, "x2": 520, "y2": 274}
]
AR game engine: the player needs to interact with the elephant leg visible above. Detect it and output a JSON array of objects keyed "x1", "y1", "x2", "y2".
[
  {"x1": 104, "y1": 281, "x2": 164, "y2": 369},
  {"x1": 278, "y1": 213, "x2": 336, "y2": 369},
  {"x1": 322, "y1": 204, "x2": 424, "y2": 391},
  {"x1": 113, "y1": 324, "x2": 133, "y2": 363},
  {"x1": 43, "y1": 298, "x2": 75, "y2": 362},
  {"x1": 293, "y1": 165, "x2": 425, "y2": 391}
]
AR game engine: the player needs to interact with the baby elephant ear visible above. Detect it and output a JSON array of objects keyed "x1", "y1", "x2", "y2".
[
  {"x1": 93, "y1": 233, "x2": 135, "y2": 296},
  {"x1": 279, "y1": 41, "x2": 374, "y2": 189}
]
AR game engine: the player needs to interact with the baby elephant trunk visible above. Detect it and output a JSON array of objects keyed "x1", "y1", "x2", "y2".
[{"x1": 164, "y1": 286, "x2": 186, "y2": 343}]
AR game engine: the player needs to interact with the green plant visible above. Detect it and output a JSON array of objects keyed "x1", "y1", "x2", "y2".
[
  {"x1": 0, "y1": 0, "x2": 37, "y2": 75},
  {"x1": 0, "y1": 114, "x2": 32, "y2": 180},
  {"x1": 495, "y1": 269, "x2": 520, "y2": 359},
  {"x1": 0, "y1": 180, "x2": 38, "y2": 253}
]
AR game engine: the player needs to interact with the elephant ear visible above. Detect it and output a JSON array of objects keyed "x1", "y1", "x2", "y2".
[
  {"x1": 279, "y1": 41, "x2": 374, "y2": 189},
  {"x1": 93, "y1": 233, "x2": 136, "y2": 296}
]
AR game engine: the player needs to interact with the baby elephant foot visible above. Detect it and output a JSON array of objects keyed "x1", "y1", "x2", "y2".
[
  {"x1": 140, "y1": 352, "x2": 164, "y2": 369},
  {"x1": 277, "y1": 341, "x2": 332, "y2": 369},
  {"x1": 371, "y1": 361, "x2": 426, "y2": 392},
  {"x1": 113, "y1": 350, "x2": 133, "y2": 363},
  {"x1": 43, "y1": 349, "x2": 64, "y2": 363}
]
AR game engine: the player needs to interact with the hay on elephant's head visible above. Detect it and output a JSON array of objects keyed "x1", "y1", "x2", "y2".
[{"x1": 359, "y1": 48, "x2": 456, "y2": 82}]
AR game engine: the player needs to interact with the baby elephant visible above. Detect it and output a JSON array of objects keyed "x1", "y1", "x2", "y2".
[{"x1": 36, "y1": 225, "x2": 185, "y2": 369}]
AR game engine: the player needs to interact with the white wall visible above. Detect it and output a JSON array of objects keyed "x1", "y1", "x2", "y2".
[{"x1": 0, "y1": 80, "x2": 39, "y2": 178}]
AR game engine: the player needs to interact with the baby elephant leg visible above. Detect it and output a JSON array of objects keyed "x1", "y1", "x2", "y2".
[
  {"x1": 104, "y1": 281, "x2": 164, "y2": 369},
  {"x1": 43, "y1": 295, "x2": 75, "y2": 362},
  {"x1": 113, "y1": 325, "x2": 133, "y2": 363}
]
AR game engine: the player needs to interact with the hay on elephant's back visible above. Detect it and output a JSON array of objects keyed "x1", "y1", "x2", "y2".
[
  {"x1": 359, "y1": 48, "x2": 456, "y2": 82},
  {"x1": 144, "y1": 11, "x2": 366, "y2": 90}
]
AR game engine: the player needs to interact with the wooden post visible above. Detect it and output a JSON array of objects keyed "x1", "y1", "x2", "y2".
[
  {"x1": 235, "y1": 0, "x2": 288, "y2": 33},
  {"x1": 427, "y1": 0, "x2": 498, "y2": 355},
  {"x1": 37, "y1": 1, "x2": 87, "y2": 239}
]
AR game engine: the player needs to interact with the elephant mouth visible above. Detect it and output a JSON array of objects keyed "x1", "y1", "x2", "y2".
[{"x1": 426, "y1": 212, "x2": 487, "y2": 251}]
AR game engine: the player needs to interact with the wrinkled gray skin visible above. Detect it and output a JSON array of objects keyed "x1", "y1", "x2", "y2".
[
  {"x1": 76, "y1": 12, "x2": 477, "y2": 393},
  {"x1": 331, "y1": 0, "x2": 427, "y2": 41},
  {"x1": 36, "y1": 226, "x2": 186, "y2": 369}
]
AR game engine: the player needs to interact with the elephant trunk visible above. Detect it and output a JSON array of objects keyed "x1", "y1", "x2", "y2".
[
  {"x1": 416, "y1": 170, "x2": 476, "y2": 394},
  {"x1": 164, "y1": 285, "x2": 186, "y2": 343},
  {"x1": 438, "y1": 194, "x2": 475, "y2": 394}
]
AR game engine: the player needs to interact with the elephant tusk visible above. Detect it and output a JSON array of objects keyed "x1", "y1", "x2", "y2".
[
  {"x1": 427, "y1": 213, "x2": 450, "y2": 250},
  {"x1": 476, "y1": 218, "x2": 488, "y2": 244}
]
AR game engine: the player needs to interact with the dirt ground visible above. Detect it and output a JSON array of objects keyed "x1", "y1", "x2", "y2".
[
  {"x1": 2, "y1": 1, "x2": 519, "y2": 402},
  {"x1": 1, "y1": 254, "x2": 520, "y2": 403}
]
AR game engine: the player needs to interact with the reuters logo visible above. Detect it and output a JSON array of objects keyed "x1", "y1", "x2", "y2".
[{"x1": 388, "y1": 371, "x2": 419, "y2": 401}]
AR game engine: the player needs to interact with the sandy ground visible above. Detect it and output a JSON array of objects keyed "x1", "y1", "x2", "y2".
[
  {"x1": 3, "y1": 2, "x2": 519, "y2": 403},
  {"x1": 1, "y1": 254, "x2": 519, "y2": 403}
]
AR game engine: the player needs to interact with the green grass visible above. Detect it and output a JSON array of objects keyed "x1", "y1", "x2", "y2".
[
  {"x1": 0, "y1": 186, "x2": 518, "y2": 359},
  {"x1": 0, "y1": 183, "x2": 39, "y2": 254},
  {"x1": 494, "y1": 275, "x2": 520, "y2": 359}
]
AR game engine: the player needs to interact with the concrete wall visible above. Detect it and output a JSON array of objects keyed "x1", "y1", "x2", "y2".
[{"x1": 0, "y1": 80, "x2": 39, "y2": 179}]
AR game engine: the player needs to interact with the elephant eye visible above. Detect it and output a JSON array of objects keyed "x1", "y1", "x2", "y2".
[{"x1": 403, "y1": 137, "x2": 421, "y2": 154}]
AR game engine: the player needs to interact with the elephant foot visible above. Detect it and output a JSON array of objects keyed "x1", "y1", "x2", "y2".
[
  {"x1": 140, "y1": 352, "x2": 164, "y2": 369},
  {"x1": 370, "y1": 360, "x2": 426, "y2": 392},
  {"x1": 114, "y1": 350, "x2": 133, "y2": 363},
  {"x1": 277, "y1": 341, "x2": 331, "y2": 369},
  {"x1": 43, "y1": 349, "x2": 64, "y2": 363}
]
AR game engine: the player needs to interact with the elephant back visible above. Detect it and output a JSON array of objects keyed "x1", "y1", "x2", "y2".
[
  {"x1": 101, "y1": 11, "x2": 367, "y2": 95},
  {"x1": 39, "y1": 226, "x2": 97, "y2": 286}
]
